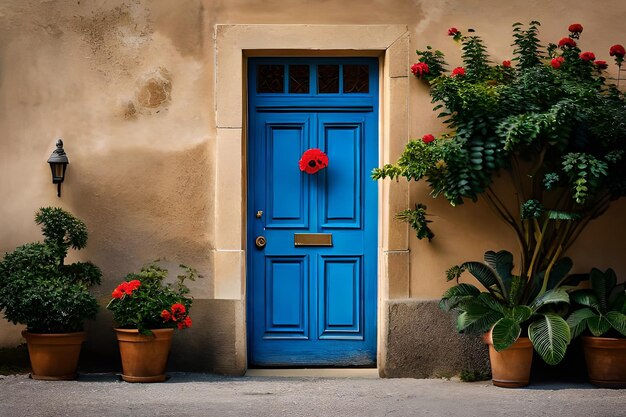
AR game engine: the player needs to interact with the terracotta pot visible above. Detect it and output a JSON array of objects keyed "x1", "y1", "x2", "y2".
[
  {"x1": 22, "y1": 331, "x2": 86, "y2": 381},
  {"x1": 582, "y1": 336, "x2": 626, "y2": 388},
  {"x1": 483, "y1": 330, "x2": 533, "y2": 388},
  {"x1": 115, "y1": 328, "x2": 173, "y2": 383}
]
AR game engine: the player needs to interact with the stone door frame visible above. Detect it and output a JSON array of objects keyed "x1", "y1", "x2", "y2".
[{"x1": 214, "y1": 24, "x2": 411, "y2": 373}]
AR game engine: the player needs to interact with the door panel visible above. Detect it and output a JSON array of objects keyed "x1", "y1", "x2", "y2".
[
  {"x1": 319, "y1": 115, "x2": 363, "y2": 229},
  {"x1": 263, "y1": 114, "x2": 311, "y2": 229},
  {"x1": 248, "y1": 58, "x2": 378, "y2": 367}
]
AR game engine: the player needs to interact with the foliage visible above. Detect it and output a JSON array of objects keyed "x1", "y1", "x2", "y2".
[
  {"x1": 106, "y1": 264, "x2": 197, "y2": 335},
  {"x1": 567, "y1": 268, "x2": 626, "y2": 338},
  {"x1": 375, "y1": 22, "x2": 625, "y2": 363},
  {"x1": 441, "y1": 249, "x2": 580, "y2": 364},
  {"x1": 459, "y1": 369, "x2": 492, "y2": 382},
  {"x1": 375, "y1": 22, "x2": 626, "y2": 285},
  {"x1": 0, "y1": 208, "x2": 101, "y2": 333},
  {"x1": 395, "y1": 204, "x2": 434, "y2": 241}
]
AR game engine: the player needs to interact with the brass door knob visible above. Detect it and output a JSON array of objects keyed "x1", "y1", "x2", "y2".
[{"x1": 255, "y1": 236, "x2": 267, "y2": 249}]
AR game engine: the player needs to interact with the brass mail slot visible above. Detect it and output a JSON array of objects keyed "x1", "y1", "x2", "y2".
[{"x1": 294, "y1": 233, "x2": 333, "y2": 247}]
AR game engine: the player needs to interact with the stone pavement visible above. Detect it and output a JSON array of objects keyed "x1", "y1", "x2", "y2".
[{"x1": 0, "y1": 371, "x2": 624, "y2": 417}]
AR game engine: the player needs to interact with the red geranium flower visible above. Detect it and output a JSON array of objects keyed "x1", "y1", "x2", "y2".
[
  {"x1": 161, "y1": 310, "x2": 172, "y2": 321},
  {"x1": 551, "y1": 57, "x2": 565, "y2": 69},
  {"x1": 112, "y1": 288, "x2": 123, "y2": 299},
  {"x1": 451, "y1": 67, "x2": 465, "y2": 77},
  {"x1": 299, "y1": 149, "x2": 329, "y2": 174},
  {"x1": 568, "y1": 23, "x2": 583, "y2": 34},
  {"x1": 502, "y1": 60, "x2": 512, "y2": 68},
  {"x1": 183, "y1": 316, "x2": 192, "y2": 328},
  {"x1": 558, "y1": 37, "x2": 577, "y2": 48},
  {"x1": 609, "y1": 44, "x2": 625, "y2": 58},
  {"x1": 411, "y1": 62, "x2": 429, "y2": 78},
  {"x1": 171, "y1": 303, "x2": 186, "y2": 318},
  {"x1": 422, "y1": 134, "x2": 435, "y2": 144},
  {"x1": 126, "y1": 280, "x2": 141, "y2": 292},
  {"x1": 579, "y1": 51, "x2": 596, "y2": 61},
  {"x1": 448, "y1": 27, "x2": 460, "y2": 36},
  {"x1": 594, "y1": 60, "x2": 608, "y2": 69}
]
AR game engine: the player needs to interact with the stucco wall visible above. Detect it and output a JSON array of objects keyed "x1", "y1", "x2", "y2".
[{"x1": 0, "y1": 0, "x2": 625, "y2": 376}]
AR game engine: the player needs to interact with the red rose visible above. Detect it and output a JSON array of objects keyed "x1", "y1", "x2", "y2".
[
  {"x1": 609, "y1": 44, "x2": 625, "y2": 58},
  {"x1": 448, "y1": 27, "x2": 460, "y2": 36},
  {"x1": 161, "y1": 310, "x2": 172, "y2": 321},
  {"x1": 568, "y1": 23, "x2": 583, "y2": 33},
  {"x1": 594, "y1": 60, "x2": 608, "y2": 69},
  {"x1": 299, "y1": 149, "x2": 329, "y2": 174},
  {"x1": 579, "y1": 51, "x2": 596, "y2": 61},
  {"x1": 558, "y1": 37, "x2": 576, "y2": 48},
  {"x1": 112, "y1": 288, "x2": 123, "y2": 299},
  {"x1": 551, "y1": 57, "x2": 565, "y2": 69},
  {"x1": 502, "y1": 60, "x2": 511, "y2": 68},
  {"x1": 451, "y1": 67, "x2": 465, "y2": 77},
  {"x1": 422, "y1": 134, "x2": 435, "y2": 144},
  {"x1": 411, "y1": 62, "x2": 429, "y2": 78}
]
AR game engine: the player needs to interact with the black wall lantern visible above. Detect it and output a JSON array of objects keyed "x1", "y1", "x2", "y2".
[{"x1": 47, "y1": 139, "x2": 69, "y2": 197}]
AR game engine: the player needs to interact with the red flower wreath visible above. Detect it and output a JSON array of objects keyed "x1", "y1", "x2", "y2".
[{"x1": 299, "y1": 148, "x2": 329, "y2": 174}]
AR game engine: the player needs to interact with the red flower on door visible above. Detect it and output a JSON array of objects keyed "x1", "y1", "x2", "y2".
[{"x1": 299, "y1": 148, "x2": 329, "y2": 174}]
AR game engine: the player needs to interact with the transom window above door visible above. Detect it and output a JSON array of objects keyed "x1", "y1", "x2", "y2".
[{"x1": 255, "y1": 60, "x2": 371, "y2": 95}]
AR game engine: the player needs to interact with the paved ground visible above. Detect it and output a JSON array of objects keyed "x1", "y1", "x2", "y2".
[{"x1": 1, "y1": 372, "x2": 625, "y2": 417}]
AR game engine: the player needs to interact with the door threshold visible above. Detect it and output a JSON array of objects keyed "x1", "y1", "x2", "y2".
[{"x1": 245, "y1": 368, "x2": 379, "y2": 378}]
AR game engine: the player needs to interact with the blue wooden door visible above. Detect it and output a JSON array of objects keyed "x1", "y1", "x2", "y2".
[{"x1": 247, "y1": 58, "x2": 378, "y2": 366}]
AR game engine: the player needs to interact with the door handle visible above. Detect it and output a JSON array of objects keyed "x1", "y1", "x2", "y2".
[{"x1": 255, "y1": 236, "x2": 267, "y2": 249}]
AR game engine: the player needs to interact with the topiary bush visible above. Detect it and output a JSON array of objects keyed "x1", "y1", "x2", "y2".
[{"x1": 0, "y1": 207, "x2": 101, "y2": 333}]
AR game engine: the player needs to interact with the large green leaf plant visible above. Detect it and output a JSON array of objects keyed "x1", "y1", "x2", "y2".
[
  {"x1": 441, "y1": 249, "x2": 585, "y2": 364},
  {"x1": 374, "y1": 22, "x2": 626, "y2": 364},
  {"x1": 567, "y1": 268, "x2": 626, "y2": 339}
]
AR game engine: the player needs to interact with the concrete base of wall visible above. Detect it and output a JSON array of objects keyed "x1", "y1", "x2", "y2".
[
  {"x1": 80, "y1": 299, "x2": 246, "y2": 376},
  {"x1": 381, "y1": 299, "x2": 490, "y2": 378}
]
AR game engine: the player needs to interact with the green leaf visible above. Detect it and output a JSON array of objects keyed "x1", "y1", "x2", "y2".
[
  {"x1": 590, "y1": 268, "x2": 615, "y2": 312},
  {"x1": 457, "y1": 301, "x2": 504, "y2": 334},
  {"x1": 439, "y1": 283, "x2": 481, "y2": 311},
  {"x1": 476, "y1": 292, "x2": 506, "y2": 314},
  {"x1": 463, "y1": 261, "x2": 504, "y2": 296},
  {"x1": 606, "y1": 311, "x2": 626, "y2": 337},
  {"x1": 509, "y1": 305, "x2": 532, "y2": 323},
  {"x1": 491, "y1": 318, "x2": 522, "y2": 351},
  {"x1": 484, "y1": 250, "x2": 513, "y2": 298},
  {"x1": 530, "y1": 288, "x2": 570, "y2": 312},
  {"x1": 587, "y1": 315, "x2": 612, "y2": 337},
  {"x1": 528, "y1": 313, "x2": 571, "y2": 365},
  {"x1": 570, "y1": 290, "x2": 601, "y2": 312},
  {"x1": 566, "y1": 307, "x2": 596, "y2": 339}
]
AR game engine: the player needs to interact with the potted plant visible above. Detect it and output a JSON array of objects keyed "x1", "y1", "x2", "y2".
[
  {"x1": 374, "y1": 21, "x2": 626, "y2": 386},
  {"x1": 106, "y1": 263, "x2": 197, "y2": 382},
  {"x1": 440, "y1": 250, "x2": 581, "y2": 387},
  {"x1": 566, "y1": 268, "x2": 626, "y2": 387},
  {"x1": 0, "y1": 207, "x2": 101, "y2": 380}
]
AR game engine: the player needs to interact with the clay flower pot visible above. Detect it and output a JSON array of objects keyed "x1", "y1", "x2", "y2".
[
  {"x1": 22, "y1": 331, "x2": 87, "y2": 381},
  {"x1": 483, "y1": 330, "x2": 533, "y2": 388},
  {"x1": 582, "y1": 336, "x2": 626, "y2": 388},
  {"x1": 115, "y1": 328, "x2": 174, "y2": 383}
]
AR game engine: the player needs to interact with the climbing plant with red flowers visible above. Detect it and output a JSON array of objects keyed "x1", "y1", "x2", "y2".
[
  {"x1": 373, "y1": 21, "x2": 626, "y2": 365},
  {"x1": 107, "y1": 264, "x2": 197, "y2": 335}
]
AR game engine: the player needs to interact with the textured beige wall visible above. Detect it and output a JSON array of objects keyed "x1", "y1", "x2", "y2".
[{"x1": 1, "y1": 0, "x2": 625, "y2": 348}]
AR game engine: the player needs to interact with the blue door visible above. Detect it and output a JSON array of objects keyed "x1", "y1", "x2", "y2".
[{"x1": 247, "y1": 58, "x2": 378, "y2": 366}]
